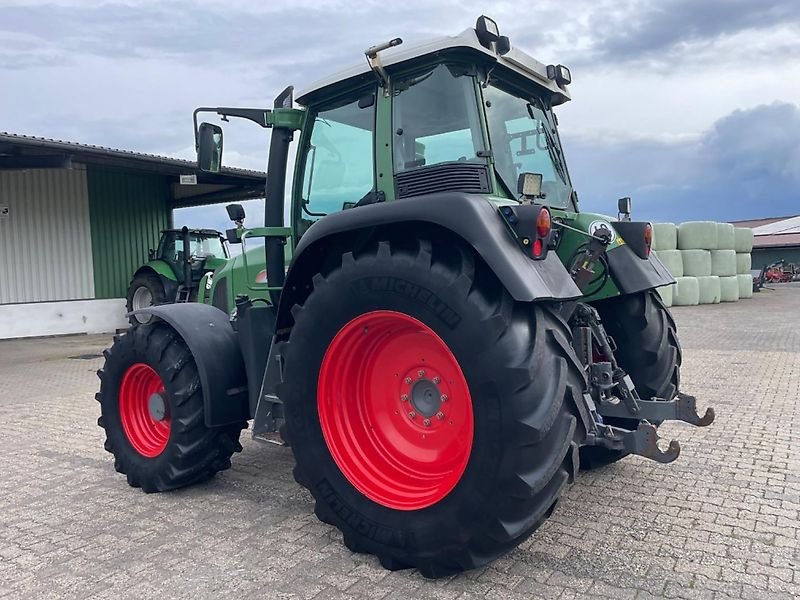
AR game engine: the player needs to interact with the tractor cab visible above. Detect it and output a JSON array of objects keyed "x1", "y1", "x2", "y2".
[
  {"x1": 292, "y1": 16, "x2": 576, "y2": 231},
  {"x1": 154, "y1": 228, "x2": 229, "y2": 280}
]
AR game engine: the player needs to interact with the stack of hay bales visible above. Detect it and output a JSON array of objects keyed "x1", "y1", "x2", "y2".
[
  {"x1": 631, "y1": 221, "x2": 754, "y2": 308},
  {"x1": 652, "y1": 221, "x2": 754, "y2": 307},
  {"x1": 735, "y1": 227, "x2": 754, "y2": 299}
]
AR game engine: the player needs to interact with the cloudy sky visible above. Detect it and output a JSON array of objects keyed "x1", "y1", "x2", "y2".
[{"x1": 2, "y1": 0, "x2": 799, "y2": 230}]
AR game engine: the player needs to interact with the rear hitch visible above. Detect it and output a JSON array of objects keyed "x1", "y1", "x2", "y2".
[
  {"x1": 577, "y1": 387, "x2": 714, "y2": 464},
  {"x1": 597, "y1": 392, "x2": 715, "y2": 427},
  {"x1": 586, "y1": 421, "x2": 681, "y2": 464}
]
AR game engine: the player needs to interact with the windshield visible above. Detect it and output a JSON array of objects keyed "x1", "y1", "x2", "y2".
[{"x1": 484, "y1": 84, "x2": 572, "y2": 208}]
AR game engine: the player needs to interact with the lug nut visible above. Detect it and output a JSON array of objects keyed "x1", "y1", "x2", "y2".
[
  {"x1": 436, "y1": 411, "x2": 444, "y2": 420},
  {"x1": 423, "y1": 419, "x2": 431, "y2": 427},
  {"x1": 404, "y1": 377, "x2": 412, "y2": 384},
  {"x1": 432, "y1": 376, "x2": 440, "y2": 384},
  {"x1": 408, "y1": 411, "x2": 416, "y2": 419},
  {"x1": 441, "y1": 394, "x2": 448, "y2": 402},
  {"x1": 417, "y1": 369, "x2": 425, "y2": 378},
  {"x1": 400, "y1": 394, "x2": 408, "y2": 402}
]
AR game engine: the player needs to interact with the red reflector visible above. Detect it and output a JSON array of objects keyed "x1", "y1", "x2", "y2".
[
  {"x1": 533, "y1": 238, "x2": 544, "y2": 258},
  {"x1": 536, "y1": 208, "x2": 551, "y2": 238},
  {"x1": 644, "y1": 223, "x2": 653, "y2": 257}
]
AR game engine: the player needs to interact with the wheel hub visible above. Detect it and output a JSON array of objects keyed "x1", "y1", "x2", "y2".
[
  {"x1": 148, "y1": 392, "x2": 167, "y2": 422},
  {"x1": 410, "y1": 378, "x2": 441, "y2": 417}
]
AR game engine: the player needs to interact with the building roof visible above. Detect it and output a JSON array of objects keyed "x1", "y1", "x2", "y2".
[
  {"x1": 731, "y1": 214, "x2": 800, "y2": 249},
  {"x1": 296, "y1": 26, "x2": 570, "y2": 106},
  {"x1": 730, "y1": 216, "x2": 792, "y2": 229},
  {"x1": 0, "y1": 132, "x2": 266, "y2": 206}
]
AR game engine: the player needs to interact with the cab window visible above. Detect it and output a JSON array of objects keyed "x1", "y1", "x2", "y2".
[
  {"x1": 301, "y1": 93, "x2": 376, "y2": 218},
  {"x1": 392, "y1": 64, "x2": 485, "y2": 172}
]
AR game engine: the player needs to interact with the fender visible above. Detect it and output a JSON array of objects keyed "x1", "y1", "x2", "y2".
[
  {"x1": 277, "y1": 192, "x2": 582, "y2": 331},
  {"x1": 134, "y1": 261, "x2": 178, "y2": 301},
  {"x1": 130, "y1": 303, "x2": 249, "y2": 427},
  {"x1": 605, "y1": 243, "x2": 675, "y2": 295},
  {"x1": 138, "y1": 259, "x2": 176, "y2": 281}
]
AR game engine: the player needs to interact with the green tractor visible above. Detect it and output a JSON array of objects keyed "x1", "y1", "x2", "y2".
[
  {"x1": 126, "y1": 227, "x2": 229, "y2": 324},
  {"x1": 97, "y1": 16, "x2": 715, "y2": 578},
  {"x1": 127, "y1": 219, "x2": 271, "y2": 324}
]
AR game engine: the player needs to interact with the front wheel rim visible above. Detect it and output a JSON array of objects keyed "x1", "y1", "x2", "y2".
[
  {"x1": 318, "y1": 310, "x2": 474, "y2": 511},
  {"x1": 131, "y1": 286, "x2": 153, "y2": 323},
  {"x1": 119, "y1": 363, "x2": 170, "y2": 457}
]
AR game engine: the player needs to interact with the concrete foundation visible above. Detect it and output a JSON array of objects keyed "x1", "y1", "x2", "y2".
[{"x1": 0, "y1": 299, "x2": 127, "y2": 339}]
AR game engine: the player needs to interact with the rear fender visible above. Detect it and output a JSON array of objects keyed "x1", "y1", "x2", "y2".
[
  {"x1": 130, "y1": 303, "x2": 249, "y2": 427},
  {"x1": 276, "y1": 192, "x2": 582, "y2": 332},
  {"x1": 606, "y1": 243, "x2": 675, "y2": 295}
]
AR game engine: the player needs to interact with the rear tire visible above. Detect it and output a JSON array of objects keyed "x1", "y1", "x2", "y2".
[
  {"x1": 96, "y1": 323, "x2": 245, "y2": 492},
  {"x1": 580, "y1": 289, "x2": 681, "y2": 469},
  {"x1": 281, "y1": 238, "x2": 586, "y2": 577},
  {"x1": 126, "y1": 273, "x2": 168, "y2": 325}
]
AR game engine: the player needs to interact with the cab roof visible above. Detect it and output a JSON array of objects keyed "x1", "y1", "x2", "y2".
[{"x1": 295, "y1": 27, "x2": 571, "y2": 107}]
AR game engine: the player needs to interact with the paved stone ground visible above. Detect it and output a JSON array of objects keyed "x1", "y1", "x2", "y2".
[{"x1": 1, "y1": 285, "x2": 798, "y2": 599}]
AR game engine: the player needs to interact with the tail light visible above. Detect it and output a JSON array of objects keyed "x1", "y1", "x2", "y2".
[
  {"x1": 644, "y1": 223, "x2": 653, "y2": 257},
  {"x1": 499, "y1": 204, "x2": 555, "y2": 260},
  {"x1": 536, "y1": 207, "x2": 551, "y2": 238}
]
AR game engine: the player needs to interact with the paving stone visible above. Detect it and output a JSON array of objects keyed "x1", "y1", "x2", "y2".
[{"x1": 0, "y1": 284, "x2": 798, "y2": 598}]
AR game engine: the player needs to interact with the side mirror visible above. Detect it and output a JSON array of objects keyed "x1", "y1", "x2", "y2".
[
  {"x1": 226, "y1": 228, "x2": 242, "y2": 244},
  {"x1": 197, "y1": 122, "x2": 223, "y2": 173},
  {"x1": 226, "y1": 203, "x2": 246, "y2": 222},
  {"x1": 517, "y1": 172, "x2": 543, "y2": 199}
]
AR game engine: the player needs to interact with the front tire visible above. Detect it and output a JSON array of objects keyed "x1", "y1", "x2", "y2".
[
  {"x1": 580, "y1": 289, "x2": 682, "y2": 469},
  {"x1": 96, "y1": 323, "x2": 245, "y2": 492},
  {"x1": 126, "y1": 273, "x2": 168, "y2": 325},
  {"x1": 281, "y1": 239, "x2": 586, "y2": 577}
]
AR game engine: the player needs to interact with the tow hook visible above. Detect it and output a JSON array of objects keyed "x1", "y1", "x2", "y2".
[{"x1": 596, "y1": 392, "x2": 715, "y2": 427}]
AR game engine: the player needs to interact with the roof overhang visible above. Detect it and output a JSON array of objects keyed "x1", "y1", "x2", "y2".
[
  {"x1": 0, "y1": 132, "x2": 266, "y2": 207},
  {"x1": 296, "y1": 28, "x2": 571, "y2": 106}
]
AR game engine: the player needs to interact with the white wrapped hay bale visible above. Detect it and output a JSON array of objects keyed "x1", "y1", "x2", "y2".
[
  {"x1": 681, "y1": 249, "x2": 712, "y2": 276},
  {"x1": 736, "y1": 253, "x2": 752, "y2": 274},
  {"x1": 734, "y1": 227, "x2": 754, "y2": 253},
  {"x1": 678, "y1": 221, "x2": 718, "y2": 250},
  {"x1": 716, "y1": 223, "x2": 735, "y2": 250},
  {"x1": 655, "y1": 249, "x2": 684, "y2": 277},
  {"x1": 653, "y1": 223, "x2": 677, "y2": 251},
  {"x1": 738, "y1": 274, "x2": 754, "y2": 299},
  {"x1": 719, "y1": 276, "x2": 740, "y2": 302},
  {"x1": 673, "y1": 277, "x2": 700, "y2": 306},
  {"x1": 710, "y1": 249, "x2": 737, "y2": 277},
  {"x1": 697, "y1": 275, "x2": 721, "y2": 304},
  {"x1": 657, "y1": 284, "x2": 674, "y2": 307}
]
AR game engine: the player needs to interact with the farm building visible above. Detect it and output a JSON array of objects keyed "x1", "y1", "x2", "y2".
[
  {"x1": 730, "y1": 215, "x2": 800, "y2": 270},
  {"x1": 0, "y1": 132, "x2": 264, "y2": 339}
]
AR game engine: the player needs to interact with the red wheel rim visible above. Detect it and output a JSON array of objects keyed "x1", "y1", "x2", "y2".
[
  {"x1": 119, "y1": 363, "x2": 170, "y2": 458},
  {"x1": 318, "y1": 310, "x2": 474, "y2": 510}
]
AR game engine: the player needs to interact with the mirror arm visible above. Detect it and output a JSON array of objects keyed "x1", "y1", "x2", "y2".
[{"x1": 193, "y1": 107, "x2": 273, "y2": 149}]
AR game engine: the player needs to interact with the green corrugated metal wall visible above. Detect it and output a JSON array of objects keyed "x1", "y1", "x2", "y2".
[{"x1": 87, "y1": 166, "x2": 171, "y2": 299}]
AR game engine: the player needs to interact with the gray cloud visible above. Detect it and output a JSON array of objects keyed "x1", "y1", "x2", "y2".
[
  {"x1": 2, "y1": 1, "x2": 799, "y2": 226},
  {"x1": 566, "y1": 102, "x2": 800, "y2": 221},
  {"x1": 580, "y1": 0, "x2": 800, "y2": 66}
]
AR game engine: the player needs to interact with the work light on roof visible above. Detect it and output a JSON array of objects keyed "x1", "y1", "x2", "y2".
[{"x1": 546, "y1": 64, "x2": 572, "y2": 87}]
